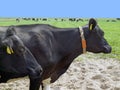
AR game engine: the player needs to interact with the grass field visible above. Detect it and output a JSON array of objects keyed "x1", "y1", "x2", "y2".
[{"x1": 0, "y1": 18, "x2": 120, "y2": 60}]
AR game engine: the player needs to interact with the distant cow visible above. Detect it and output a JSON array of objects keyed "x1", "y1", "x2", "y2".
[
  {"x1": 111, "y1": 20, "x2": 116, "y2": 22},
  {"x1": 106, "y1": 20, "x2": 110, "y2": 22},
  {"x1": 76, "y1": 18, "x2": 84, "y2": 22},
  {"x1": 32, "y1": 18, "x2": 36, "y2": 21},
  {"x1": 31, "y1": 18, "x2": 39, "y2": 22},
  {"x1": 116, "y1": 18, "x2": 120, "y2": 20},
  {"x1": 22, "y1": 18, "x2": 31, "y2": 21},
  {"x1": 0, "y1": 18, "x2": 111, "y2": 90},
  {"x1": 69, "y1": 18, "x2": 76, "y2": 21},
  {"x1": 42, "y1": 18, "x2": 47, "y2": 21},
  {"x1": 16, "y1": 18, "x2": 20, "y2": 22}
]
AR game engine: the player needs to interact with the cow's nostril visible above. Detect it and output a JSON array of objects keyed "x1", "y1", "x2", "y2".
[{"x1": 103, "y1": 45, "x2": 112, "y2": 53}]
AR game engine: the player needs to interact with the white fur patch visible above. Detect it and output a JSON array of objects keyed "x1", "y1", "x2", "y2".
[
  {"x1": 42, "y1": 78, "x2": 51, "y2": 85},
  {"x1": 42, "y1": 78, "x2": 51, "y2": 90},
  {"x1": 43, "y1": 84, "x2": 50, "y2": 90}
]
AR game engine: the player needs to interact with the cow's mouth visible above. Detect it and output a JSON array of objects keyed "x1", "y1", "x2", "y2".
[
  {"x1": 103, "y1": 45, "x2": 112, "y2": 53},
  {"x1": 87, "y1": 45, "x2": 112, "y2": 54}
]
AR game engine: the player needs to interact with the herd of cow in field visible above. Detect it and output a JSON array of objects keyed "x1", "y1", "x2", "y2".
[
  {"x1": 16, "y1": 18, "x2": 120, "y2": 22},
  {"x1": 16, "y1": 18, "x2": 84, "y2": 22}
]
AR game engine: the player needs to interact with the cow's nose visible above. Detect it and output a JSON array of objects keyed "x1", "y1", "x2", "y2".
[{"x1": 103, "y1": 45, "x2": 112, "y2": 53}]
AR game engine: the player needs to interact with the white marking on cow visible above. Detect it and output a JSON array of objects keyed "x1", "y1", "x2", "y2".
[
  {"x1": 43, "y1": 84, "x2": 50, "y2": 90},
  {"x1": 42, "y1": 78, "x2": 51, "y2": 90}
]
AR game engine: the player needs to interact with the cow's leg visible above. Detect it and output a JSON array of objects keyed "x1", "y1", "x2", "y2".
[
  {"x1": 42, "y1": 78, "x2": 51, "y2": 90},
  {"x1": 27, "y1": 64, "x2": 43, "y2": 90},
  {"x1": 28, "y1": 66, "x2": 43, "y2": 90},
  {"x1": 29, "y1": 77, "x2": 42, "y2": 90}
]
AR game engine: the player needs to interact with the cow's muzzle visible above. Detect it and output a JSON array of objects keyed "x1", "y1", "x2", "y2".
[{"x1": 103, "y1": 45, "x2": 112, "y2": 53}]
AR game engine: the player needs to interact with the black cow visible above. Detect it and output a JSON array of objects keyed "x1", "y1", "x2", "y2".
[
  {"x1": 16, "y1": 18, "x2": 20, "y2": 22},
  {"x1": 0, "y1": 26, "x2": 43, "y2": 90},
  {"x1": 0, "y1": 18, "x2": 111, "y2": 90},
  {"x1": 69, "y1": 18, "x2": 76, "y2": 21},
  {"x1": 42, "y1": 18, "x2": 47, "y2": 21},
  {"x1": 116, "y1": 18, "x2": 120, "y2": 20}
]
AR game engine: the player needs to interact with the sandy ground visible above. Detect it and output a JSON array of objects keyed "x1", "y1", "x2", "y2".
[{"x1": 0, "y1": 53, "x2": 120, "y2": 90}]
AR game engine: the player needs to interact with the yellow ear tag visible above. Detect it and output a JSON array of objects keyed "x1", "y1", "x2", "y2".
[
  {"x1": 7, "y1": 46, "x2": 14, "y2": 54},
  {"x1": 90, "y1": 24, "x2": 93, "y2": 30}
]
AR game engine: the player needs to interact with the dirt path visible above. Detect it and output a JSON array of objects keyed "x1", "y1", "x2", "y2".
[{"x1": 0, "y1": 53, "x2": 120, "y2": 90}]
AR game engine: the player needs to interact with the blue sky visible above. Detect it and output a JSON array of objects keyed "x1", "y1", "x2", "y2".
[{"x1": 0, "y1": 0, "x2": 119, "y2": 18}]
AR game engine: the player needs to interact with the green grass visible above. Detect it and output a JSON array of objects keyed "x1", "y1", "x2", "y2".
[{"x1": 0, "y1": 18, "x2": 120, "y2": 60}]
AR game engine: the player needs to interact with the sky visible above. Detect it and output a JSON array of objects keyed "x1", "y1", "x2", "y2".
[{"x1": 0, "y1": 0, "x2": 119, "y2": 18}]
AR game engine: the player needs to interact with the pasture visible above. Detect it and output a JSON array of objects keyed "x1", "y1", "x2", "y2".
[{"x1": 0, "y1": 18, "x2": 120, "y2": 60}]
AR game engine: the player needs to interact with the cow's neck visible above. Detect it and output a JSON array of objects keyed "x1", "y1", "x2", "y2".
[
  {"x1": 50, "y1": 28, "x2": 83, "y2": 83},
  {"x1": 60, "y1": 28, "x2": 82, "y2": 53},
  {"x1": 54, "y1": 28, "x2": 83, "y2": 61}
]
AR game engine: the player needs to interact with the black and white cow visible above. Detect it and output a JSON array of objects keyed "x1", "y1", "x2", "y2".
[{"x1": 0, "y1": 18, "x2": 111, "y2": 90}]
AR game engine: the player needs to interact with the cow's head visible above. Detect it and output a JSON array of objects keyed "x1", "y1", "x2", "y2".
[
  {"x1": 0, "y1": 26, "x2": 43, "y2": 78},
  {"x1": 0, "y1": 26, "x2": 25, "y2": 56},
  {"x1": 83, "y1": 18, "x2": 111, "y2": 53}
]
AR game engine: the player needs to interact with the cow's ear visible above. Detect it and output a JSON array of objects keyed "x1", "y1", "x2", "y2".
[
  {"x1": 6, "y1": 26, "x2": 16, "y2": 37},
  {"x1": 89, "y1": 18, "x2": 97, "y2": 30}
]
